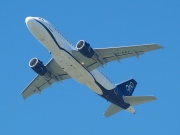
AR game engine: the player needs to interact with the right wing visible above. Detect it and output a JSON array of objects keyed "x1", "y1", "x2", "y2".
[
  {"x1": 21, "y1": 58, "x2": 71, "y2": 99},
  {"x1": 94, "y1": 44, "x2": 162, "y2": 63},
  {"x1": 72, "y1": 44, "x2": 162, "y2": 71}
]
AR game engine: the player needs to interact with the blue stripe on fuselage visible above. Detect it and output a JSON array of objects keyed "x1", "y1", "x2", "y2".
[{"x1": 34, "y1": 19, "x2": 130, "y2": 109}]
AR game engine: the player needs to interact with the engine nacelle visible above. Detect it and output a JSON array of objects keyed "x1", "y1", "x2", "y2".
[
  {"x1": 76, "y1": 40, "x2": 95, "y2": 58},
  {"x1": 29, "y1": 58, "x2": 50, "y2": 78}
]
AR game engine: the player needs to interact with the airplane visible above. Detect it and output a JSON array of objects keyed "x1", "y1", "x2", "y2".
[{"x1": 22, "y1": 16, "x2": 162, "y2": 117}]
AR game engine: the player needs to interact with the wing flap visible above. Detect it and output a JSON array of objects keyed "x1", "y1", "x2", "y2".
[{"x1": 104, "y1": 103, "x2": 123, "y2": 117}]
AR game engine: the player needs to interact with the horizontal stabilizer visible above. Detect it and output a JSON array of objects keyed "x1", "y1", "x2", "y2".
[
  {"x1": 104, "y1": 103, "x2": 123, "y2": 117},
  {"x1": 123, "y1": 96, "x2": 157, "y2": 106}
]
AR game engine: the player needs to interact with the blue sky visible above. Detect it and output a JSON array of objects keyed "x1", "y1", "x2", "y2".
[{"x1": 1, "y1": 0, "x2": 179, "y2": 134}]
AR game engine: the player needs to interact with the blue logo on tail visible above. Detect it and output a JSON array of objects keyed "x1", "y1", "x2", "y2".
[
  {"x1": 116, "y1": 79, "x2": 137, "y2": 96},
  {"x1": 126, "y1": 82, "x2": 134, "y2": 94}
]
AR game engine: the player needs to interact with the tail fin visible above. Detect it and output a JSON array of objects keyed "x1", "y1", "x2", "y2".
[
  {"x1": 123, "y1": 96, "x2": 157, "y2": 106},
  {"x1": 116, "y1": 78, "x2": 137, "y2": 96}
]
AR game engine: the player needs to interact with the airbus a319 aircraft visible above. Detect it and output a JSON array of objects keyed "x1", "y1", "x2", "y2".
[{"x1": 22, "y1": 16, "x2": 162, "y2": 117}]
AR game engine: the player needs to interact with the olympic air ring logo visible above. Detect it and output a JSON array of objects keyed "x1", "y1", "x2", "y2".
[{"x1": 126, "y1": 82, "x2": 134, "y2": 94}]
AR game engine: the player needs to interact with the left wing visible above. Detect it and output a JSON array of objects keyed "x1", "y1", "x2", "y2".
[
  {"x1": 21, "y1": 58, "x2": 71, "y2": 99},
  {"x1": 72, "y1": 44, "x2": 162, "y2": 71}
]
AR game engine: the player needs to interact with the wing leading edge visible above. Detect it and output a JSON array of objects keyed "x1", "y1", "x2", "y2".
[{"x1": 21, "y1": 58, "x2": 71, "y2": 99}]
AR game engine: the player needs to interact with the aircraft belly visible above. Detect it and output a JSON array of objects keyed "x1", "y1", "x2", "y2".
[
  {"x1": 52, "y1": 52, "x2": 103, "y2": 95},
  {"x1": 85, "y1": 81, "x2": 103, "y2": 95},
  {"x1": 39, "y1": 34, "x2": 61, "y2": 55},
  {"x1": 37, "y1": 25, "x2": 104, "y2": 95},
  {"x1": 35, "y1": 25, "x2": 104, "y2": 95}
]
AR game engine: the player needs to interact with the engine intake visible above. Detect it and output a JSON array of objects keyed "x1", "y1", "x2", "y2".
[
  {"x1": 76, "y1": 40, "x2": 95, "y2": 58},
  {"x1": 29, "y1": 58, "x2": 50, "y2": 78}
]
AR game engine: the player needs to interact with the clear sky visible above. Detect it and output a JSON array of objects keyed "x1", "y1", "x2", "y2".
[{"x1": 1, "y1": 0, "x2": 179, "y2": 134}]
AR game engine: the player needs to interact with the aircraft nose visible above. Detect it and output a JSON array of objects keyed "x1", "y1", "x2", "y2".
[{"x1": 25, "y1": 17, "x2": 35, "y2": 26}]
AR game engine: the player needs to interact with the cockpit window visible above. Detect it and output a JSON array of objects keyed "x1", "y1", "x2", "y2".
[{"x1": 39, "y1": 18, "x2": 44, "y2": 21}]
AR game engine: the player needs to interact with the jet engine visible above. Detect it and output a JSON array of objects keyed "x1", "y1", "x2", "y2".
[
  {"x1": 76, "y1": 40, "x2": 95, "y2": 58},
  {"x1": 29, "y1": 58, "x2": 51, "y2": 78},
  {"x1": 76, "y1": 40, "x2": 105, "y2": 65}
]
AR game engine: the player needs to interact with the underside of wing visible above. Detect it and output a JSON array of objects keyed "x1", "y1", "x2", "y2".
[
  {"x1": 21, "y1": 58, "x2": 71, "y2": 99},
  {"x1": 72, "y1": 44, "x2": 162, "y2": 71},
  {"x1": 94, "y1": 44, "x2": 162, "y2": 62}
]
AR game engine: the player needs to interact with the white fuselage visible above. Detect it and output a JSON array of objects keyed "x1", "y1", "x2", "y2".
[{"x1": 25, "y1": 17, "x2": 115, "y2": 95}]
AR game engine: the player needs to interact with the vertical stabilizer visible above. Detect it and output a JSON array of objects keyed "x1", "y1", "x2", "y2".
[{"x1": 116, "y1": 78, "x2": 137, "y2": 96}]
